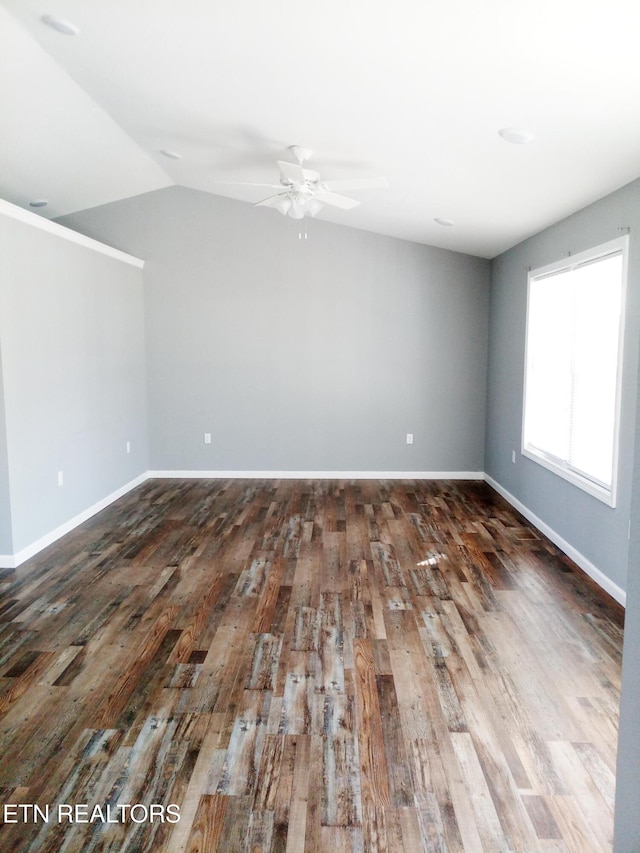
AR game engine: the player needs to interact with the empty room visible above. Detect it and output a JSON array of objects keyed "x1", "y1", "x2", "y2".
[{"x1": 1, "y1": 1, "x2": 640, "y2": 851}]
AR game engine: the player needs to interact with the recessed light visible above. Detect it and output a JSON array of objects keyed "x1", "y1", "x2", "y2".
[
  {"x1": 160, "y1": 149, "x2": 182, "y2": 160},
  {"x1": 41, "y1": 14, "x2": 80, "y2": 36},
  {"x1": 434, "y1": 217, "x2": 454, "y2": 227},
  {"x1": 29, "y1": 199, "x2": 48, "y2": 208},
  {"x1": 498, "y1": 127, "x2": 535, "y2": 145}
]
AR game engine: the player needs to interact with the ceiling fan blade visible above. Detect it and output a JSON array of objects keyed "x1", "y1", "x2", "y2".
[
  {"x1": 212, "y1": 181, "x2": 283, "y2": 188},
  {"x1": 322, "y1": 176, "x2": 389, "y2": 192},
  {"x1": 315, "y1": 191, "x2": 360, "y2": 210},
  {"x1": 278, "y1": 160, "x2": 320, "y2": 184},
  {"x1": 253, "y1": 194, "x2": 288, "y2": 208}
]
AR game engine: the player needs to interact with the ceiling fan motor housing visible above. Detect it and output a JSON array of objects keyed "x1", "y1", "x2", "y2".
[
  {"x1": 288, "y1": 145, "x2": 312, "y2": 164},
  {"x1": 250, "y1": 148, "x2": 386, "y2": 218}
]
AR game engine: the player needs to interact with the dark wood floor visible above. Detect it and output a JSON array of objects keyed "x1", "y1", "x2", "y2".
[{"x1": 0, "y1": 479, "x2": 624, "y2": 852}]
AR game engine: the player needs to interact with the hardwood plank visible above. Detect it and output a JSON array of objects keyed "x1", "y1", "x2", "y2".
[
  {"x1": 278, "y1": 651, "x2": 319, "y2": 735},
  {"x1": 246, "y1": 633, "x2": 283, "y2": 691},
  {"x1": 185, "y1": 793, "x2": 228, "y2": 853},
  {"x1": 285, "y1": 734, "x2": 311, "y2": 853},
  {"x1": 216, "y1": 690, "x2": 270, "y2": 796},
  {"x1": 521, "y1": 793, "x2": 563, "y2": 840},
  {"x1": 322, "y1": 734, "x2": 362, "y2": 827}
]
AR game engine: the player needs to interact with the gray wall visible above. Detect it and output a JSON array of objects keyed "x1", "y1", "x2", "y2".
[
  {"x1": 615, "y1": 385, "x2": 640, "y2": 847},
  {"x1": 60, "y1": 186, "x2": 490, "y2": 474},
  {"x1": 0, "y1": 342, "x2": 12, "y2": 555},
  {"x1": 0, "y1": 214, "x2": 148, "y2": 553},
  {"x1": 485, "y1": 179, "x2": 640, "y2": 593}
]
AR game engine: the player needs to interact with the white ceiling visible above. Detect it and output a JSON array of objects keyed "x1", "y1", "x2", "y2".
[{"x1": 2, "y1": 0, "x2": 640, "y2": 258}]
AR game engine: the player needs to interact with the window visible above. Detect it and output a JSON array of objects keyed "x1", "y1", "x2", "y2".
[{"x1": 522, "y1": 235, "x2": 628, "y2": 506}]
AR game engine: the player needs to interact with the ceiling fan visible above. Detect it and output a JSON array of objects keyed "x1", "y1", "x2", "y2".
[{"x1": 219, "y1": 146, "x2": 388, "y2": 220}]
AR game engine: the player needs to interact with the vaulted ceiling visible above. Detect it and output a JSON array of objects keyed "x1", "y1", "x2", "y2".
[{"x1": 2, "y1": 0, "x2": 640, "y2": 258}]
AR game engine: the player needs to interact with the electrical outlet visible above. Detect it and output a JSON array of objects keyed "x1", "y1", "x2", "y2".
[
  {"x1": 57, "y1": 471, "x2": 64, "y2": 487},
  {"x1": 406, "y1": 433, "x2": 414, "y2": 445},
  {"x1": 126, "y1": 441, "x2": 131, "y2": 454},
  {"x1": 512, "y1": 450, "x2": 516, "y2": 463},
  {"x1": 204, "y1": 433, "x2": 212, "y2": 444}
]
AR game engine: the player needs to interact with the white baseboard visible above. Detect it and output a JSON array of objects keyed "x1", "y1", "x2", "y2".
[
  {"x1": 2, "y1": 470, "x2": 625, "y2": 610},
  {"x1": 17, "y1": 469, "x2": 616, "y2": 606},
  {"x1": 0, "y1": 473, "x2": 149, "y2": 569},
  {"x1": 148, "y1": 470, "x2": 485, "y2": 480},
  {"x1": 0, "y1": 470, "x2": 485, "y2": 569},
  {"x1": 484, "y1": 474, "x2": 626, "y2": 607}
]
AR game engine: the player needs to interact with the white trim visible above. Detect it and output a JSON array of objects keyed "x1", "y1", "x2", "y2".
[
  {"x1": 147, "y1": 470, "x2": 486, "y2": 480},
  {"x1": 0, "y1": 473, "x2": 148, "y2": 569},
  {"x1": 521, "y1": 446, "x2": 616, "y2": 505},
  {"x1": 484, "y1": 474, "x2": 626, "y2": 606},
  {"x1": 528, "y1": 235, "x2": 628, "y2": 279},
  {"x1": 1, "y1": 471, "x2": 624, "y2": 608},
  {"x1": 0, "y1": 198, "x2": 145, "y2": 268},
  {"x1": 0, "y1": 470, "x2": 484, "y2": 567}
]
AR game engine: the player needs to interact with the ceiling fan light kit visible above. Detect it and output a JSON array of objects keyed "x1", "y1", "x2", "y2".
[{"x1": 268, "y1": 190, "x2": 324, "y2": 219}]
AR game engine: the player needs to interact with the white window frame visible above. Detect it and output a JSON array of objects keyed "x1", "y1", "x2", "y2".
[{"x1": 521, "y1": 235, "x2": 628, "y2": 507}]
